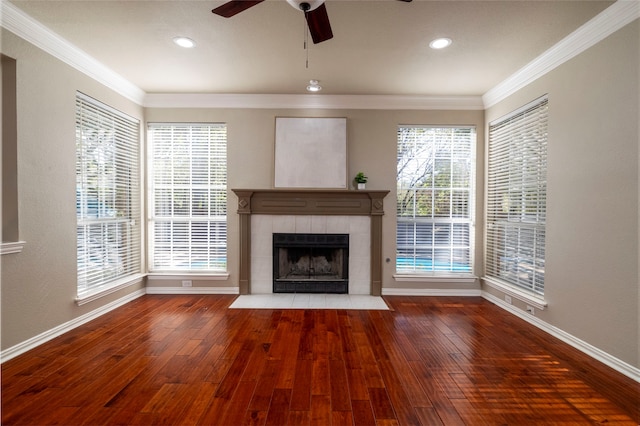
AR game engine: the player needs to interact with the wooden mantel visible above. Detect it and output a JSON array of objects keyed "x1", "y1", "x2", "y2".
[{"x1": 232, "y1": 189, "x2": 390, "y2": 296}]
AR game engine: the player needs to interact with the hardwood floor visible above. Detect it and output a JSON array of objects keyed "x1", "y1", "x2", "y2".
[{"x1": 2, "y1": 295, "x2": 638, "y2": 425}]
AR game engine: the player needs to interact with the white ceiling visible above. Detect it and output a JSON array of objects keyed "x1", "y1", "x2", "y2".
[{"x1": 6, "y1": 0, "x2": 614, "y2": 97}]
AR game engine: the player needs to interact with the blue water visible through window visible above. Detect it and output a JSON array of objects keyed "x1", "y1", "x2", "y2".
[{"x1": 396, "y1": 256, "x2": 471, "y2": 272}]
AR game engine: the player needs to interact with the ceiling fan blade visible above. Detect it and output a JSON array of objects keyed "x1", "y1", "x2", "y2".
[
  {"x1": 305, "y1": 3, "x2": 333, "y2": 44},
  {"x1": 397, "y1": 0, "x2": 413, "y2": 2},
  {"x1": 212, "y1": 0, "x2": 265, "y2": 18}
]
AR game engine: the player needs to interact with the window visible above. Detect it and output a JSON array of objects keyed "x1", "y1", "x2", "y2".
[
  {"x1": 76, "y1": 93, "x2": 141, "y2": 298},
  {"x1": 148, "y1": 123, "x2": 227, "y2": 272},
  {"x1": 397, "y1": 126, "x2": 475, "y2": 273},
  {"x1": 486, "y1": 96, "x2": 548, "y2": 296}
]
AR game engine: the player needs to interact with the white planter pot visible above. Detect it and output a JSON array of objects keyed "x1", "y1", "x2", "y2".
[{"x1": 357, "y1": 183, "x2": 366, "y2": 190}]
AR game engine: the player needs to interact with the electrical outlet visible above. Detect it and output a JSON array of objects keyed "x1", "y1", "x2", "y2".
[
  {"x1": 526, "y1": 305, "x2": 535, "y2": 315},
  {"x1": 182, "y1": 280, "x2": 192, "y2": 287},
  {"x1": 504, "y1": 295, "x2": 512, "y2": 304}
]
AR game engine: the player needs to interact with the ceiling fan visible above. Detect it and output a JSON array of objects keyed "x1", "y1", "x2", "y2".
[{"x1": 212, "y1": 0, "x2": 412, "y2": 44}]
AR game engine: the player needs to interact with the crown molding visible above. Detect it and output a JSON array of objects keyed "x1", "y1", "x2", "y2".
[
  {"x1": 142, "y1": 93, "x2": 484, "y2": 110},
  {"x1": 0, "y1": 0, "x2": 146, "y2": 105},
  {"x1": 483, "y1": 0, "x2": 640, "y2": 108},
  {"x1": 3, "y1": 0, "x2": 636, "y2": 110}
]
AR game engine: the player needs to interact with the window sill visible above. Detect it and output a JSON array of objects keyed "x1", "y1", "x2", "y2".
[
  {"x1": 482, "y1": 276, "x2": 548, "y2": 310},
  {"x1": 76, "y1": 273, "x2": 145, "y2": 306},
  {"x1": 394, "y1": 273, "x2": 477, "y2": 284},
  {"x1": 1, "y1": 241, "x2": 26, "y2": 255},
  {"x1": 146, "y1": 272, "x2": 230, "y2": 281}
]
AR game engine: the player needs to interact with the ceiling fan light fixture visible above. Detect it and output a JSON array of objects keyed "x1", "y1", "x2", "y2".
[
  {"x1": 287, "y1": 0, "x2": 325, "y2": 12},
  {"x1": 429, "y1": 37, "x2": 452, "y2": 49},
  {"x1": 306, "y1": 80, "x2": 322, "y2": 92},
  {"x1": 173, "y1": 36, "x2": 196, "y2": 48}
]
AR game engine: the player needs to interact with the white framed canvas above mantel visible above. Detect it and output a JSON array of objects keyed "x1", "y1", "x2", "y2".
[{"x1": 274, "y1": 117, "x2": 347, "y2": 189}]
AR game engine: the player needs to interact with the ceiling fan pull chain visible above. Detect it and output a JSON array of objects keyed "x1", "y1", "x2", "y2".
[{"x1": 304, "y1": 13, "x2": 309, "y2": 69}]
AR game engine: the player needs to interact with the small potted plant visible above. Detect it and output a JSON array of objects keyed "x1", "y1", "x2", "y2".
[{"x1": 354, "y1": 172, "x2": 368, "y2": 190}]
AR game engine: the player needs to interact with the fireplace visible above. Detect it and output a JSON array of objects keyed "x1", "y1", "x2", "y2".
[
  {"x1": 273, "y1": 233, "x2": 349, "y2": 293},
  {"x1": 232, "y1": 189, "x2": 389, "y2": 295}
]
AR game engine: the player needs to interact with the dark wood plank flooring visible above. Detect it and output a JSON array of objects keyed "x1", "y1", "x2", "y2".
[{"x1": 2, "y1": 295, "x2": 638, "y2": 425}]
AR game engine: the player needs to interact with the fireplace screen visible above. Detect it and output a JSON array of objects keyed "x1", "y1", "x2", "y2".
[{"x1": 273, "y1": 233, "x2": 349, "y2": 293}]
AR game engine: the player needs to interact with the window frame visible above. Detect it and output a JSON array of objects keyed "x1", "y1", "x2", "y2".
[
  {"x1": 396, "y1": 125, "x2": 476, "y2": 276},
  {"x1": 147, "y1": 122, "x2": 228, "y2": 273}
]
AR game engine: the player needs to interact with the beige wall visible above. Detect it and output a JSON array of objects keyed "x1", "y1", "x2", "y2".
[
  {"x1": 2, "y1": 16, "x2": 638, "y2": 373},
  {"x1": 1, "y1": 30, "x2": 145, "y2": 350},
  {"x1": 484, "y1": 20, "x2": 639, "y2": 367}
]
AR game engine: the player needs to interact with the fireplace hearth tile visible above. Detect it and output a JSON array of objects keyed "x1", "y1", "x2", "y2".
[{"x1": 229, "y1": 294, "x2": 389, "y2": 310}]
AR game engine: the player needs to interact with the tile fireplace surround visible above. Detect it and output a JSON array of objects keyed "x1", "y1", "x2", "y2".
[{"x1": 232, "y1": 189, "x2": 389, "y2": 296}]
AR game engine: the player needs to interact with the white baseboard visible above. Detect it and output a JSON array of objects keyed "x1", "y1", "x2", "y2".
[
  {"x1": 0, "y1": 288, "x2": 146, "y2": 363},
  {"x1": 482, "y1": 291, "x2": 640, "y2": 383},
  {"x1": 382, "y1": 288, "x2": 482, "y2": 296},
  {"x1": 145, "y1": 286, "x2": 239, "y2": 295}
]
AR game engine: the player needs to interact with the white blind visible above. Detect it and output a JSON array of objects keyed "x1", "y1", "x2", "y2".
[
  {"x1": 486, "y1": 96, "x2": 548, "y2": 295},
  {"x1": 76, "y1": 93, "x2": 141, "y2": 296},
  {"x1": 397, "y1": 126, "x2": 475, "y2": 273},
  {"x1": 148, "y1": 123, "x2": 227, "y2": 271}
]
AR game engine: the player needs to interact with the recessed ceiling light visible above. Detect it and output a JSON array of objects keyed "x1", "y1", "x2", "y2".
[
  {"x1": 173, "y1": 37, "x2": 196, "y2": 48},
  {"x1": 429, "y1": 38, "x2": 452, "y2": 49},
  {"x1": 306, "y1": 79, "x2": 322, "y2": 92}
]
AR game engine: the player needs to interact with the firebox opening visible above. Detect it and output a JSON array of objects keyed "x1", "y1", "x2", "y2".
[{"x1": 273, "y1": 233, "x2": 349, "y2": 293}]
